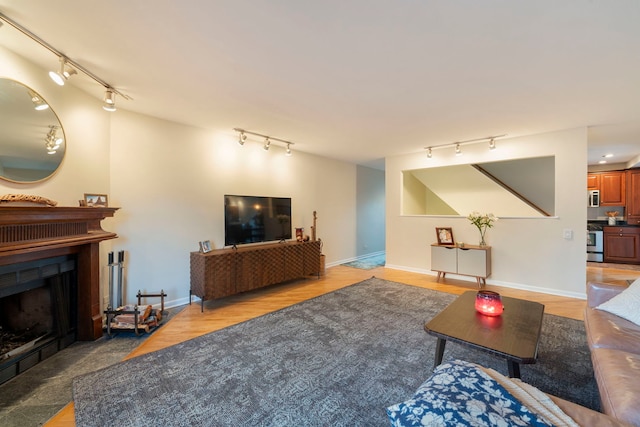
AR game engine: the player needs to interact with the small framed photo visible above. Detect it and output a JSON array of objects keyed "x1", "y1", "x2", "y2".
[
  {"x1": 436, "y1": 227, "x2": 454, "y2": 245},
  {"x1": 199, "y1": 240, "x2": 212, "y2": 253},
  {"x1": 84, "y1": 193, "x2": 108, "y2": 207}
]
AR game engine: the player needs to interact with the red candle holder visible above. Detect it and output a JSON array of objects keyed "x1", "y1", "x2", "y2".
[{"x1": 475, "y1": 290, "x2": 503, "y2": 316}]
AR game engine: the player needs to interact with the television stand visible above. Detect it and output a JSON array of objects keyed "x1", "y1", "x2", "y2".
[{"x1": 190, "y1": 240, "x2": 322, "y2": 311}]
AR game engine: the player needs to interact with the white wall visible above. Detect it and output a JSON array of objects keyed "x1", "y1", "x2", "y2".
[
  {"x1": 386, "y1": 128, "x2": 588, "y2": 298},
  {"x1": 0, "y1": 46, "x2": 111, "y2": 203},
  {"x1": 109, "y1": 110, "x2": 357, "y2": 306},
  {"x1": 1, "y1": 46, "x2": 358, "y2": 310},
  {"x1": 0, "y1": 46, "x2": 116, "y2": 307}
]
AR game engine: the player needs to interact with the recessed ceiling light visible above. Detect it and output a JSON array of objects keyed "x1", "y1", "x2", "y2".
[
  {"x1": 599, "y1": 160, "x2": 607, "y2": 164},
  {"x1": 603, "y1": 154, "x2": 614, "y2": 158}
]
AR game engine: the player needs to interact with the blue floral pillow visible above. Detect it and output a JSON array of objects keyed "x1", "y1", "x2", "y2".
[{"x1": 387, "y1": 360, "x2": 553, "y2": 426}]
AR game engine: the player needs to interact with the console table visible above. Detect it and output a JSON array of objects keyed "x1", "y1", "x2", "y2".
[
  {"x1": 430, "y1": 244, "x2": 491, "y2": 287},
  {"x1": 190, "y1": 240, "x2": 322, "y2": 310}
]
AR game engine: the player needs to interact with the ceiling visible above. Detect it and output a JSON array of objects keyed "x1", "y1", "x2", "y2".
[{"x1": 1, "y1": 1, "x2": 640, "y2": 169}]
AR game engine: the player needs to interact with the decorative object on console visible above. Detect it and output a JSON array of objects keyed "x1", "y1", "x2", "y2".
[
  {"x1": 84, "y1": 193, "x2": 108, "y2": 207},
  {"x1": 468, "y1": 211, "x2": 497, "y2": 246},
  {"x1": 0, "y1": 193, "x2": 58, "y2": 206},
  {"x1": 435, "y1": 227, "x2": 454, "y2": 245},
  {"x1": 199, "y1": 240, "x2": 212, "y2": 253},
  {"x1": 475, "y1": 290, "x2": 503, "y2": 316},
  {"x1": 311, "y1": 210, "x2": 317, "y2": 241}
]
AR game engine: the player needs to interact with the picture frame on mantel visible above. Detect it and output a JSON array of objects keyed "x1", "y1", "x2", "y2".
[
  {"x1": 436, "y1": 227, "x2": 454, "y2": 245},
  {"x1": 84, "y1": 193, "x2": 108, "y2": 207},
  {"x1": 199, "y1": 240, "x2": 212, "y2": 253}
]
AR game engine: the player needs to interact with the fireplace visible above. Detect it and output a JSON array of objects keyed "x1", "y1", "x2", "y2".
[{"x1": 0, "y1": 206, "x2": 118, "y2": 384}]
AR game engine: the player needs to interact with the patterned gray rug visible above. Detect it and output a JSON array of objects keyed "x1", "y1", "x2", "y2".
[{"x1": 73, "y1": 277, "x2": 598, "y2": 426}]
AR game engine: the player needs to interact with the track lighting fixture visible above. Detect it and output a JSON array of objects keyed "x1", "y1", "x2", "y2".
[
  {"x1": 49, "y1": 57, "x2": 77, "y2": 86},
  {"x1": 423, "y1": 134, "x2": 506, "y2": 159},
  {"x1": 29, "y1": 90, "x2": 49, "y2": 110},
  {"x1": 103, "y1": 89, "x2": 116, "y2": 112},
  {"x1": 233, "y1": 128, "x2": 295, "y2": 156},
  {"x1": 0, "y1": 13, "x2": 131, "y2": 111}
]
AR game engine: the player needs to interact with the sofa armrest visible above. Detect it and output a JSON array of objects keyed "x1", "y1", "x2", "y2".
[{"x1": 587, "y1": 282, "x2": 627, "y2": 308}]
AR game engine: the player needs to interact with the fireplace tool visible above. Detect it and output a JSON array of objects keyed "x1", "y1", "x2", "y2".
[{"x1": 107, "y1": 250, "x2": 125, "y2": 309}]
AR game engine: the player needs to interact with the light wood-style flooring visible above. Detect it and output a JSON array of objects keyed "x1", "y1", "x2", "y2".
[{"x1": 44, "y1": 263, "x2": 639, "y2": 426}]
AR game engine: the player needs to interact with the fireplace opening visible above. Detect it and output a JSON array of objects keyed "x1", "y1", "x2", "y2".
[{"x1": 0, "y1": 255, "x2": 77, "y2": 385}]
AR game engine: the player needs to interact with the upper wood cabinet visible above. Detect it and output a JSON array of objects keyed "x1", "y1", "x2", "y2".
[
  {"x1": 626, "y1": 169, "x2": 640, "y2": 225},
  {"x1": 588, "y1": 171, "x2": 626, "y2": 206},
  {"x1": 600, "y1": 171, "x2": 626, "y2": 206},
  {"x1": 587, "y1": 173, "x2": 600, "y2": 191}
]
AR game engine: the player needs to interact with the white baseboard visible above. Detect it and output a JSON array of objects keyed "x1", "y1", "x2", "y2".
[{"x1": 384, "y1": 264, "x2": 587, "y2": 300}]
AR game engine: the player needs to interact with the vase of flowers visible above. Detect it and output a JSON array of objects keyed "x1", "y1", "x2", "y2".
[{"x1": 467, "y1": 212, "x2": 497, "y2": 246}]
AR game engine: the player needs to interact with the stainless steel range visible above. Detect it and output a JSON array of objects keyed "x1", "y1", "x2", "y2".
[{"x1": 587, "y1": 225, "x2": 604, "y2": 262}]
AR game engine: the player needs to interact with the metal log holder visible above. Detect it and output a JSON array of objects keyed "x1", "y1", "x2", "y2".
[{"x1": 104, "y1": 290, "x2": 167, "y2": 337}]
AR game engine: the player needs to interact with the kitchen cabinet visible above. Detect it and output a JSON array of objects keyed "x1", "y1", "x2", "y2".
[
  {"x1": 431, "y1": 244, "x2": 491, "y2": 287},
  {"x1": 587, "y1": 173, "x2": 600, "y2": 191},
  {"x1": 603, "y1": 226, "x2": 640, "y2": 264},
  {"x1": 600, "y1": 171, "x2": 626, "y2": 206},
  {"x1": 626, "y1": 169, "x2": 640, "y2": 225},
  {"x1": 586, "y1": 171, "x2": 625, "y2": 206}
]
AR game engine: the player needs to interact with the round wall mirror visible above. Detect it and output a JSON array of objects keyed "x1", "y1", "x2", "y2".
[{"x1": 0, "y1": 78, "x2": 66, "y2": 183}]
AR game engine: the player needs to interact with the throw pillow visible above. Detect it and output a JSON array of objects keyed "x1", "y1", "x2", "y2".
[
  {"x1": 597, "y1": 277, "x2": 640, "y2": 326},
  {"x1": 386, "y1": 360, "x2": 553, "y2": 427}
]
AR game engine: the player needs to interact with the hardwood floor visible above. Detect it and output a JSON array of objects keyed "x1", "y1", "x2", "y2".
[{"x1": 44, "y1": 263, "x2": 639, "y2": 426}]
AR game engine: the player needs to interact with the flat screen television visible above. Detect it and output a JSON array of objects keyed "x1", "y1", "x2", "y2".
[{"x1": 224, "y1": 195, "x2": 292, "y2": 247}]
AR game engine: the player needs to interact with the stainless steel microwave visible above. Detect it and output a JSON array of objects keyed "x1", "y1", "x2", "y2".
[{"x1": 588, "y1": 190, "x2": 600, "y2": 207}]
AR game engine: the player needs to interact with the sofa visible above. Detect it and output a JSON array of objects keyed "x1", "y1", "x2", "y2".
[
  {"x1": 387, "y1": 359, "x2": 627, "y2": 427},
  {"x1": 584, "y1": 280, "x2": 640, "y2": 426}
]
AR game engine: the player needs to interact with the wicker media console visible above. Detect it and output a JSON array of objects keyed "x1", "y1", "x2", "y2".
[{"x1": 190, "y1": 240, "x2": 322, "y2": 310}]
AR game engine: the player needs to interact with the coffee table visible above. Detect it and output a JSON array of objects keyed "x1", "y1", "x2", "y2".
[{"x1": 424, "y1": 291, "x2": 544, "y2": 378}]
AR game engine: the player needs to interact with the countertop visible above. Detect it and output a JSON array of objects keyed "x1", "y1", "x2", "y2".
[{"x1": 588, "y1": 220, "x2": 640, "y2": 230}]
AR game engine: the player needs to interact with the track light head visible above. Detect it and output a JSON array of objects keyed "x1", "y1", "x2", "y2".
[
  {"x1": 489, "y1": 138, "x2": 496, "y2": 150},
  {"x1": 286, "y1": 143, "x2": 292, "y2": 156},
  {"x1": 455, "y1": 143, "x2": 462, "y2": 156},
  {"x1": 29, "y1": 91, "x2": 49, "y2": 110},
  {"x1": 238, "y1": 132, "x2": 247, "y2": 146},
  {"x1": 426, "y1": 147, "x2": 432, "y2": 158},
  {"x1": 102, "y1": 89, "x2": 116, "y2": 112},
  {"x1": 49, "y1": 57, "x2": 76, "y2": 86},
  {"x1": 263, "y1": 138, "x2": 271, "y2": 151}
]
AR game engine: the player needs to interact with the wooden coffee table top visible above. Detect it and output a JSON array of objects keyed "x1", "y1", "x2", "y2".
[{"x1": 425, "y1": 291, "x2": 545, "y2": 364}]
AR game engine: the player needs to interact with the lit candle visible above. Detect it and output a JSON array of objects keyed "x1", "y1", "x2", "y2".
[{"x1": 475, "y1": 290, "x2": 503, "y2": 316}]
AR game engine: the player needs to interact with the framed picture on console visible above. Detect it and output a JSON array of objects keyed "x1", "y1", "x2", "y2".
[
  {"x1": 436, "y1": 227, "x2": 454, "y2": 245},
  {"x1": 199, "y1": 240, "x2": 212, "y2": 253}
]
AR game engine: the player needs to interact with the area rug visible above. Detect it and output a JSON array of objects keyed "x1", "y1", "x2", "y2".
[
  {"x1": 341, "y1": 253, "x2": 385, "y2": 269},
  {"x1": 73, "y1": 277, "x2": 598, "y2": 426}
]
